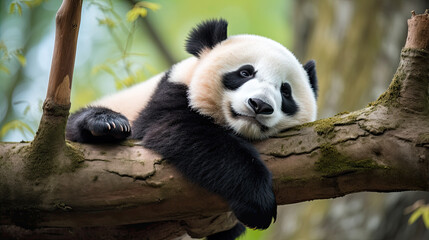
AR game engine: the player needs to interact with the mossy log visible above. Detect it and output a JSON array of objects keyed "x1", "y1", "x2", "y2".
[{"x1": 0, "y1": 8, "x2": 428, "y2": 240}]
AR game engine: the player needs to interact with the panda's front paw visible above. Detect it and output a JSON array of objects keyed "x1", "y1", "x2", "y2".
[
  {"x1": 231, "y1": 187, "x2": 277, "y2": 229},
  {"x1": 87, "y1": 111, "x2": 131, "y2": 140}
]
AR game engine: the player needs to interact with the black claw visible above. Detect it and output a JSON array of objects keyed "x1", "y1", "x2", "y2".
[{"x1": 66, "y1": 106, "x2": 131, "y2": 143}]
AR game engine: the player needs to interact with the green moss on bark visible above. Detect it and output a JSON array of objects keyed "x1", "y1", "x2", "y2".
[
  {"x1": 369, "y1": 73, "x2": 403, "y2": 108},
  {"x1": 278, "y1": 176, "x2": 310, "y2": 186},
  {"x1": 292, "y1": 112, "x2": 359, "y2": 139},
  {"x1": 315, "y1": 144, "x2": 384, "y2": 177},
  {"x1": 24, "y1": 100, "x2": 85, "y2": 180},
  {"x1": 24, "y1": 142, "x2": 85, "y2": 181}
]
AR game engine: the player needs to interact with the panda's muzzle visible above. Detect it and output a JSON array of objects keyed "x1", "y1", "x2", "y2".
[
  {"x1": 247, "y1": 98, "x2": 274, "y2": 115},
  {"x1": 229, "y1": 104, "x2": 270, "y2": 132}
]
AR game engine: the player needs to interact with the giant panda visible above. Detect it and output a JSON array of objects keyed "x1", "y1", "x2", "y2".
[{"x1": 66, "y1": 19, "x2": 318, "y2": 240}]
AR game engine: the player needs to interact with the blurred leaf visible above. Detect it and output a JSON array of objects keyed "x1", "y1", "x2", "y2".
[
  {"x1": 0, "y1": 41, "x2": 9, "y2": 60},
  {"x1": 136, "y1": 1, "x2": 161, "y2": 11},
  {"x1": 0, "y1": 120, "x2": 35, "y2": 138},
  {"x1": 422, "y1": 206, "x2": 429, "y2": 228},
  {"x1": 16, "y1": 3, "x2": 23, "y2": 15},
  {"x1": 0, "y1": 64, "x2": 10, "y2": 74},
  {"x1": 98, "y1": 17, "x2": 116, "y2": 28},
  {"x1": 91, "y1": 64, "x2": 116, "y2": 77},
  {"x1": 114, "y1": 79, "x2": 124, "y2": 90},
  {"x1": 0, "y1": 41, "x2": 6, "y2": 51},
  {"x1": 409, "y1": 207, "x2": 424, "y2": 225},
  {"x1": 121, "y1": 76, "x2": 135, "y2": 87},
  {"x1": 23, "y1": 0, "x2": 45, "y2": 8},
  {"x1": 9, "y1": 3, "x2": 16, "y2": 14},
  {"x1": 143, "y1": 63, "x2": 158, "y2": 75},
  {"x1": 126, "y1": 1, "x2": 160, "y2": 22},
  {"x1": 16, "y1": 53, "x2": 26, "y2": 66},
  {"x1": 87, "y1": 0, "x2": 111, "y2": 11},
  {"x1": 14, "y1": 100, "x2": 32, "y2": 115},
  {"x1": 126, "y1": 7, "x2": 147, "y2": 22}
]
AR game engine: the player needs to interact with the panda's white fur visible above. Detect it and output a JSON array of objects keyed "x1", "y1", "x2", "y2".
[{"x1": 93, "y1": 35, "x2": 316, "y2": 140}]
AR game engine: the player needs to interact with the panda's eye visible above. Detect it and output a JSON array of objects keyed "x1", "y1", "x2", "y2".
[
  {"x1": 281, "y1": 82, "x2": 292, "y2": 98},
  {"x1": 237, "y1": 65, "x2": 255, "y2": 78},
  {"x1": 239, "y1": 70, "x2": 251, "y2": 78}
]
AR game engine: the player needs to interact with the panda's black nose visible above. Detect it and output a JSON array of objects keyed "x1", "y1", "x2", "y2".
[{"x1": 248, "y1": 98, "x2": 274, "y2": 115}]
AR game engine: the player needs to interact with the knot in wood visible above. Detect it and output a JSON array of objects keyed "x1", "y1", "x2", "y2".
[{"x1": 42, "y1": 99, "x2": 71, "y2": 117}]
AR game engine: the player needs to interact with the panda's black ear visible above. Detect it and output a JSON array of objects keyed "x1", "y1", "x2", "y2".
[
  {"x1": 303, "y1": 60, "x2": 318, "y2": 99},
  {"x1": 186, "y1": 19, "x2": 228, "y2": 57}
]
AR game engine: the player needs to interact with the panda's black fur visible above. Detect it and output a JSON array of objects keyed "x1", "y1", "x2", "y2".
[
  {"x1": 66, "y1": 19, "x2": 318, "y2": 240},
  {"x1": 186, "y1": 19, "x2": 228, "y2": 57}
]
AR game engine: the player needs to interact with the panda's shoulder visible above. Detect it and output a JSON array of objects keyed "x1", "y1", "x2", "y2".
[{"x1": 167, "y1": 57, "x2": 199, "y2": 86}]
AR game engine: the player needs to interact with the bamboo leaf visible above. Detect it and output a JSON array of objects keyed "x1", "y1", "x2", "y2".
[
  {"x1": 16, "y1": 53, "x2": 26, "y2": 66},
  {"x1": 16, "y1": 3, "x2": 22, "y2": 16},
  {"x1": 91, "y1": 64, "x2": 115, "y2": 76},
  {"x1": 121, "y1": 76, "x2": 136, "y2": 87},
  {"x1": 126, "y1": 7, "x2": 147, "y2": 22},
  {"x1": 137, "y1": 1, "x2": 161, "y2": 11},
  {"x1": 0, "y1": 120, "x2": 35, "y2": 138},
  {"x1": 9, "y1": 3, "x2": 16, "y2": 14},
  {"x1": 0, "y1": 64, "x2": 10, "y2": 74},
  {"x1": 23, "y1": 105, "x2": 31, "y2": 115},
  {"x1": 23, "y1": 0, "x2": 44, "y2": 8},
  {"x1": 409, "y1": 207, "x2": 424, "y2": 225},
  {"x1": 114, "y1": 79, "x2": 124, "y2": 90},
  {"x1": 22, "y1": 1, "x2": 32, "y2": 7},
  {"x1": 98, "y1": 18, "x2": 116, "y2": 28}
]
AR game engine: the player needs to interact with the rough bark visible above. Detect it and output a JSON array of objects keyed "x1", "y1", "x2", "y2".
[{"x1": 0, "y1": 7, "x2": 428, "y2": 240}]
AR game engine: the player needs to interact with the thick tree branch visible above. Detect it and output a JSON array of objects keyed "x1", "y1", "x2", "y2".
[{"x1": 0, "y1": 8, "x2": 428, "y2": 240}]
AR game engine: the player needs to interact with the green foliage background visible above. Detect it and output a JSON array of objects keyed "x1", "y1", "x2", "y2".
[{"x1": 0, "y1": 0, "x2": 293, "y2": 143}]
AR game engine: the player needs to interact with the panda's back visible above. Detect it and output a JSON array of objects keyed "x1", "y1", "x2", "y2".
[
  {"x1": 91, "y1": 72, "x2": 164, "y2": 123},
  {"x1": 91, "y1": 57, "x2": 199, "y2": 123}
]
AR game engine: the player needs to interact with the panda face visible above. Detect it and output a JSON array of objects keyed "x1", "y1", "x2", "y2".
[{"x1": 188, "y1": 35, "x2": 317, "y2": 140}]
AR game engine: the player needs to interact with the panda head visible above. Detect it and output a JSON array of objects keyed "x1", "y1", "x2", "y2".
[{"x1": 185, "y1": 19, "x2": 318, "y2": 140}]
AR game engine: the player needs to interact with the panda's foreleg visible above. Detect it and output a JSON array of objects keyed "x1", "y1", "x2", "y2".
[
  {"x1": 136, "y1": 112, "x2": 277, "y2": 230},
  {"x1": 140, "y1": 115, "x2": 277, "y2": 230},
  {"x1": 66, "y1": 106, "x2": 131, "y2": 143}
]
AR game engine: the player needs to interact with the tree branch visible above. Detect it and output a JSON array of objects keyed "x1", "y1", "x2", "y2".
[
  {"x1": 1, "y1": 8, "x2": 428, "y2": 240},
  {"x1": 26, "y1": 0, "x2": 82, "y2": 180}
]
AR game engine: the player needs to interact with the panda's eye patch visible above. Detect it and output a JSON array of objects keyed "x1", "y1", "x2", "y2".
[
  {"x1": 280, "y1": 82, "x2": 298, "y2": 115},
  {"x1": 281, "y1": 82, "x2": 292, "y2": 98},
  {"x1": 223, "y1": 65, "x2": 256, "y2": 90}
]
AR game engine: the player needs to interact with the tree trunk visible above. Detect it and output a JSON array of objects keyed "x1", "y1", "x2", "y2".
[
  {"x1": 0, "y1": 4, "x2": 428, "y2": 240},
  {"x1": 289, "y1": 2, "x2": 428, "y2": 239}
]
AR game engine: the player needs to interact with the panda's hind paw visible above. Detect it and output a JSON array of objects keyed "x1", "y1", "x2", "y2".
[{"x1": 87, "y1": 110, "x2": 131, "y2": 140}]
